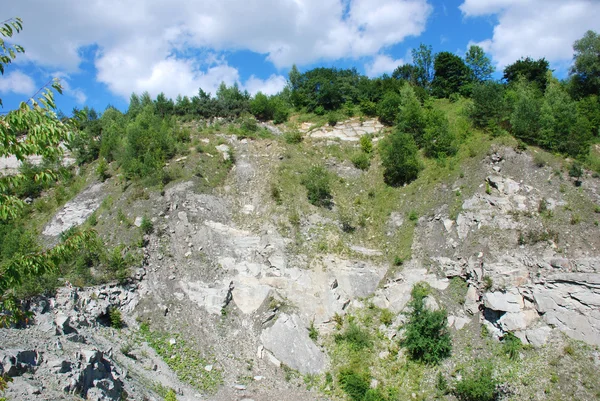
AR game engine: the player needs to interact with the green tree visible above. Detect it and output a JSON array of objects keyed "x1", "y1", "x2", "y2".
[
  {"x1": 379, "y1": 130, "x2": 422, "y2": 186},
  {"x1": 431, "y1": 51, "x2": 472, "y2": 98},
  {"x1": 401, "y1": 283, "x2": 452, "y2": 364},
  {"x1": 377, "y1": 92, "x2": 402, "y2": 126},
  {"x1": 412, "y1": 44, "x2": 434, "y2": 90},
  {"x1": 0, "y1": 18, "x2": 71, "y2": 220},
  {"x1": 250, "y1": 92, "x2": 274, "y2": 121},
  {"x1": 570, "y1": 30, "x2": 600, "y2": 98},
  {"x1": 392, "y1": 64, "x2": 420, "y2": 85},
  {"x1": 465, "y1": 45, "x2": 495, "y2": 82},
  {"x1": 0, "y1": 17, "x2": 94, "y2": 325},
  {"x1": 469, "y1": 81, "x2": 507, "y2": 129},
  {"x1": 503, "y1": 57, "x2": 550, "y2": 91},
  {"x1": 397, "y1": 85, "x2": 426, "y2": 145},
  {"x1": 423, "y1": 108, "x2": 456, "y2": 158},
  {"x1": 509, "y1": 78, "x2": 542, "y2": 144}
]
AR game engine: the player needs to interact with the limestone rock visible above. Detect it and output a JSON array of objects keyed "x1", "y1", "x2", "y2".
[
  {"x1": 260, "y1": 313, "x2": 326, "y2": 374},
  {"x1": 483, "y1": 289, "x2": 524, "y2": 313}
]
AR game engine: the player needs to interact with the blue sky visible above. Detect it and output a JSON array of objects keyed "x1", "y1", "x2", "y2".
[{"x1": 1, "y1": 0, "x2": 599, "y2": 114}]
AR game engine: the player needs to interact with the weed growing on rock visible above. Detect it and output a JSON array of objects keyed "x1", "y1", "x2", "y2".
[
  {"x1": 139, "y1": 323, "x2": 222, "y2": 393},
  {"x1": 448, "y1": 277, "x2": 468, "y2": 305},
  {"x1": 308, "y1": 320, "x2": 319, "y2": 341},
  {"x1": 502, "y1": 332, "x2": 522, "y2": 360}
]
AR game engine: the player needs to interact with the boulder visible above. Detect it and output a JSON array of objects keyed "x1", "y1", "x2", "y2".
[{"x1": 483, "y1": 290, "x2": 524, "y2": 313}]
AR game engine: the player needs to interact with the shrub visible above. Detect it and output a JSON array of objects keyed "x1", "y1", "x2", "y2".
[
  {"x1": 338, "y1": 368, "x2": 370, "y2": 401},
  {"x1": 360, "y1": 100, "x2": 378, "y2": 117},
  {"x1": 283, "y1": 130, "x2": 303, "y2": 144},
  {"x1": 335, "y1": 322, "x2": 373, "y2": 351},
  {"x1": 423, "y1": 109, "x2": 457, "y2": 158},
  {"x1": 96, "y1": 159, "x2": 110, "y2": 182},
  {"x1": 164, "y1": 389, "x2": 178, "y2": 401},
  {"x1": 109, "y1": 307, "x2": 123, "y2": 329},
  {"x1": 314, "y1": 105, "x2": 326, "y2": 116},
  {"x1": 379, "y1": 131, "x2": 422, "y2": 186},
  {"x1": 328, "y1": 112, "x2": 340, "y2": 126},
  {"x1": 453, "y1": 361, "x2": 498, "y2": 401},
  {"x1": 302, "y1": 166, "x2": 332, "y2": 208},
  {"x1": 359, "y1": 135, "x2": 373, "y2": 154},
  {"x1": 140, "y1": 216, "x2": 154, "y2": 234},
  {"x1": 568, "y1": 162, "x2": 583, "y2": 178},
  {"x1": 351, "y1": 152, "x2": 370, "y2": 171},
  {"x1": 377, "y1": 92, "x2": 402, "y2": 126},
  {"x1": 401, "y1": 283, "x2": 452, "y2": 364}
]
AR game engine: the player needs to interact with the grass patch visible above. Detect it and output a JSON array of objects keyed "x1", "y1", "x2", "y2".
[{"x1": 139, "y1": 323, "x2": 222, "y2": 393}]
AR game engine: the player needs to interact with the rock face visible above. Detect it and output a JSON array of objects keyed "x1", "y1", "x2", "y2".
[
  {"x1": 260, "y1": 314, "x2": 326, "y2": 375},
  {"x1": 66, "y1": 350, "x2": 124, "y2": 401},
  {"x1": 305, "y1": 118, "x2": 384, "y2": 142},
  {"x1": 42, "y1": 182, "x2": 106, "y2": 237},
  {"x1": 532, "y1": 273, "x2": 600, "y2": 346}
]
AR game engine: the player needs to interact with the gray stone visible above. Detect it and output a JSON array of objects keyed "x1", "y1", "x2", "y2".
[
  {"x1": 0, "y1": 349, "x2": 39, "y2": 377},
  {"x1": 42, "y1": 183, "x2": 105, "y2": 236},
  {"x1": 550, "y1": 258, "x2": 571, "y2": 269},
  {"x1": 260, "y1": 313, "x2": 326, "y2": 374},
  {"x1": 525, "y1": 326, "x2": 552, "y2": 347},
  {"x1": 483, "y1": 290, "x2": 523, "y2": 313}
]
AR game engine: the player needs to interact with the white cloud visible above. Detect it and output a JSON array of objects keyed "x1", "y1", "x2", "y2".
[
  {"x1": 244, "y1": 75, "x2": 287, "y2": 96},
  {"x1": 3, "y1": 0, "x2": 432, "y2": 99},
  {"x1": 0, "y1": 70, "x2": 36, "y2": 96},
  {"x1": 460, "y1": 0, "x2": 600, "y2": 69},
  {"x1": 365, "y1": 54, "x2": 405, "y2": 77}
]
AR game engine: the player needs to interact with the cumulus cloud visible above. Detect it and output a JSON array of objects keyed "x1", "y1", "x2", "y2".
[
  {"x1": 0, "y1": 70, "x2": 36, "y2": 96},
  {"x1": 244, "y1": 75, "x2": 287, "y2": 96},
  {"x1": 460, "y1": 0, "x2": 600, "y2": 68},
  {"x1": 365, "y1": 54, "x2": 405, "y2": 77},
  {"x1": 3, "y1": 0, "x2": 432, "y2": 99}
]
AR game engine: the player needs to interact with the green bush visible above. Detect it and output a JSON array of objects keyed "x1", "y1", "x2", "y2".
[
  {"x1": 164, "y1": 389, "x2": 178, "y2": 401},
  {"x1": 273, "y1": 101, "x2": 290, "y2": 124},
  {"x1": 335, "y1": 322, "x2": 372, "y2": 351},
  {"x1": 401, "y1": 283, "x2": 452, "y2": 364},
  {"x1": 109, "y1": 307, "x2": 123, "y2": 329},
  {"x1": 359, "y1": 135, "x2": 373, "y2": 154},
  {"x1": 379, "y1": 131, "x2": 422, "y2": 186},
  {"x1": 360, "y1": 100, "x2": 378, "y2": 117},
  {"x1": 302, "y1": 166, "x2": 332, "y2": 208},
  {"x1": 377, "y1": 92, "x2": 402, "y2": 126},
  {"x1": 283, "y1": 130, "x2": 303, "y2": 144},
  {"x1": 453, "y1": 361, "x2": 498, "y2": 401},
  {"x1": 338, "y1": 368, "x2": 370, "y2": 401},
  {"x1": 140, "y1": 216, "x2": 154, "y2": 234},
  {"x1": 423, "y1": 109, "x2": 457, "y2": 158},
  {"x1": 328, "y1": 112, "x2": 341, "y2": 126},
  {"x1": 96, "y1": 159, "x2": 110, "y2": 182},
  {"x1": 397, "y1": 85, "x2": 427, "y2": 145},
  {"x1": 351, "y1": 152, "x2": 370, "y2": 171}
]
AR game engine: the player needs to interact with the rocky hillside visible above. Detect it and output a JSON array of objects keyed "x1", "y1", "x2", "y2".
[{"x1": 1, "y1": 109, "x2": 600, "y2": 401}]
